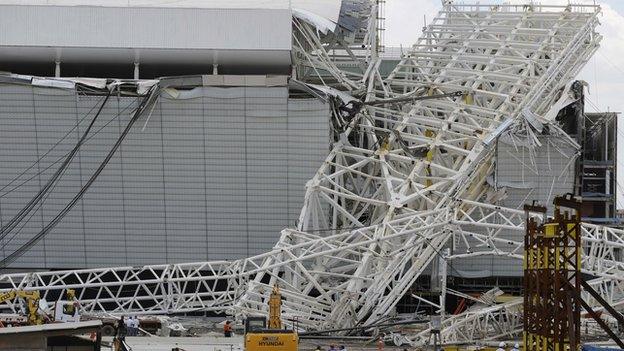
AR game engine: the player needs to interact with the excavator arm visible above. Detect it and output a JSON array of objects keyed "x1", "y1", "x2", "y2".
[
  {"x1": 0, "y1": 290, "x2": 43, "y2": 325},
  {"x1": 0, "y1": 291, "x2": 16, "y2": 303}
]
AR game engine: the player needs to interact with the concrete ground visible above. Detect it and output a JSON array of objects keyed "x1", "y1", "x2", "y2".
[
  {"x1": 299, "y1": 339, "x2": 409, "y2": 351},
  {"x1": 102, "y1": 335, "x2": 243, "y2": 351},
  {"x1": 100, "y1": 335, "x2": 414, "y2": 351}
]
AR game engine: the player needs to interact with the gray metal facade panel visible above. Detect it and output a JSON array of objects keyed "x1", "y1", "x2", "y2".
[
  {"x1": 160, "y1": 97, "x2": 208, "y2": 263},
  {"x1": 120, "y1": 98, "x2": 167, "y2": 267},
  {"x1": 244, "y1": 87, "x2": 289, "y2": 255},
  {"x1": 35, "y1": 92, "x2": 86, "y2": 268},
  {"x1": 0, "y1": 85, "x2": 85, "y2": 267},
  {"x1": 451, "y1": 136, "x2": 578, "y2": 277},
  {"x1": 0, "y1": 6, "x2": 291, "y2": 51},
  {"x1": 0, "y1": 85, "x2": 329, "y2": 268}
]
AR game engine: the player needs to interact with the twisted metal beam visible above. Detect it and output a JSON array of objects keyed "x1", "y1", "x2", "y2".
[{"x1": 0, "y1": 4, "x2": 612, "y2": 343}]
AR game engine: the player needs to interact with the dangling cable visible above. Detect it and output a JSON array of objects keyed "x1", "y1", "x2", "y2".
[
  {"x1": 0, "y1": 85, "x2": 159, "y2": 269},
  {"x1": 0, "y1": 90, "x2": 113, "y2": 241}
]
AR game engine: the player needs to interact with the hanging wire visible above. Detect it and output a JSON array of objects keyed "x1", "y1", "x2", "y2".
[
  {"x1": 0, "y1": 100, "x2": 136, "y2": 199},
  {"x1": 0, "y1": 85, "x2": 160, "y2": 269},
  {"x1": 0, "y1": 90, "x2": 113, "y2": 242},
  {"x1": 0, "y1": 96, "x2": 106, "y2": 195}
]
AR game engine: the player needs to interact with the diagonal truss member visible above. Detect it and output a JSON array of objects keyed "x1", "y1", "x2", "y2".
[{"x1": 0, "y1": 3, "x2": 618, "y2": 342}]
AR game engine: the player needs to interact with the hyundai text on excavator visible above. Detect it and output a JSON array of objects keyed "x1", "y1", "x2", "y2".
[{"x1": 245, "y1": 284, "x2": 298, "y2": 351}]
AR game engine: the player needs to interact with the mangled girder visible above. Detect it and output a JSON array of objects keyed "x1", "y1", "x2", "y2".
[{"x1": 0, "y1": 2, "x2": 612, "y2": 341}]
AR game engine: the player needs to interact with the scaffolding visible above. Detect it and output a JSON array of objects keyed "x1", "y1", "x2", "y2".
[{"x1": 524, "y1": 196, "x2": 581, "y2": 351}]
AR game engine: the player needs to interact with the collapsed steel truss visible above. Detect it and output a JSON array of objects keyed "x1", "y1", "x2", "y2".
[{"x1": 0, "y1": 1, "x2": 619, "y2": 345}]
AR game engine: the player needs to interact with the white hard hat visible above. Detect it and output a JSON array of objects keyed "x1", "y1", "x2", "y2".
[
  {"x1": 515, "y1": 343, "x2": 519, "y2": 348},
  {"x1": 499, "y1": 342, "x2": 506, "y2": 347}
]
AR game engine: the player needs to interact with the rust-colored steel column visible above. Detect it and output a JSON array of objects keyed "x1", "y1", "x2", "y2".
[{"x1": 523, "y1": 195, "x2": 581, "y2": 351}]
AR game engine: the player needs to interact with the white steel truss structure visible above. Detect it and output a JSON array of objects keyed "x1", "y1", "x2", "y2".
[
  {"x1": 413, "y1": 227, "x2": 624, "y2": 346},
  {"x1": 411, "y1": 275, "x2": 624, "y2": 347},
  {"x1": 0, "y1": 2, "x2": 618, "y2": 345},
  {"x1": 413, "y1": 298, "x2": 525, "y2": 346}
]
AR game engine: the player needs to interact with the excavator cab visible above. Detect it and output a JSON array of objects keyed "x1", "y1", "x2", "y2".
[
  {"x1": 245, "y1": 316, "x2": 267, "y2": 333},
  {"x1": 244, "y1": 285, "x2": 298, "y2": 351}
]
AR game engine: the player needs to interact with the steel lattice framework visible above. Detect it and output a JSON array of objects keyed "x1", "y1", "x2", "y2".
[{"x1": 0, "y1": 2, "x2": 618, "y2": 345}]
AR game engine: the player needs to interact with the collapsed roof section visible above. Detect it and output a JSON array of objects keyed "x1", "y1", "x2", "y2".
[{"x1": 1, "y1": 2, "x2": 621, "y2": 347}]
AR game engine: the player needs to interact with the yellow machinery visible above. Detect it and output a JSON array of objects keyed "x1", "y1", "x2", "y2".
[
  {"x1": 54, "y1": 289, "x2": 81, "y2": 322},
  {"x1": 268, "y1": 284, "x2": 282, "y2": 329},
  {"x1": 65, "y1": 289, "x2": 77, "y2": 315},
  {"x1": 0, "y1": 290, "x2": 43, "y2": 325},
  {"x1": 245, "y1": 284, "x2": 298, "y2": 351}
]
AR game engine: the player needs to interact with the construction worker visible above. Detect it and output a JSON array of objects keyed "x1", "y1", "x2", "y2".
[
  {"x1": 223, "y1": 320, "x2": 233, "y2": 337},
  {"x1": 124, "y1": 315, "x2": 132, "y2": 336},
  {"x1": 377, "y1": 337, "x2": 384, "y2": 351},
  {"x1": 511, "y1": 343, "x2": 520, "y2": 351},
  {"x1": 117, "y1": 317, "x2": 128, "y2": 339},
  {"x1": 131, "y1": 316, "x2": 140, "y2": 336},
  {"x1": 496, "y1": 341, "x2": 507, "y2": 351},
  {"x1": 113, "y1": 317, "x2": 127, "y2": 351}
]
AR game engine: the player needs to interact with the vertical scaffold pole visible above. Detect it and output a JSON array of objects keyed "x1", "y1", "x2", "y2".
[{"x1": 523, "y1": 195, "x2": 581, "y2": 351}]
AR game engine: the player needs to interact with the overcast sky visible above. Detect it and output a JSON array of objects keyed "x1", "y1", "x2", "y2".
[{"x1": 386, "y1": 0, "x2": 624, "y2": 209}]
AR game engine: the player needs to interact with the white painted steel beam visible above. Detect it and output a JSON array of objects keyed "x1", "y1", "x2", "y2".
[{"x1": 0, "y1": 2, "x2": 615, "y2": 345}]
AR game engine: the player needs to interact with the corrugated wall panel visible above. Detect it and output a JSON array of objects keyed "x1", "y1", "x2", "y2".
[
  {"x1": 451, "y1": 136, "x2": 577, "y2": 277},
  {"x1": 34, "y1": 89, "x2": 85, "y2": 268},
  {"x1": 0, "y1": 84, "x2": 329, "y2": 268},
  {"x1": 245, "y1": 87, "x2": 289, "y2": 255},
  {"x1": 203, "y1": 88, "x2": 247, "y2": 260},
  {"x1": 120, "y1": 97, "x2": 167, "y2": 267},
  {"x1": 287, "y1": 99, "x2": 329, "y2": 222},
  {"x1": 160, "y1": 96, "x2": 207, "y2": 263},
  {"x1": 0, "y1": 85, "x2": 47, "y2": 267},
  {"x1": 80, "y1": 96, "x2": 128, "y2": 267}
]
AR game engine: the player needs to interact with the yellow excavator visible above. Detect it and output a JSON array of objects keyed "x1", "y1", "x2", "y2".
[
  {"x1": 245, "y1": 284, "x2": 298, "y2": 351},
  {"x1": 0, "y1": 290, "x2": 44, "y2": 325}
]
